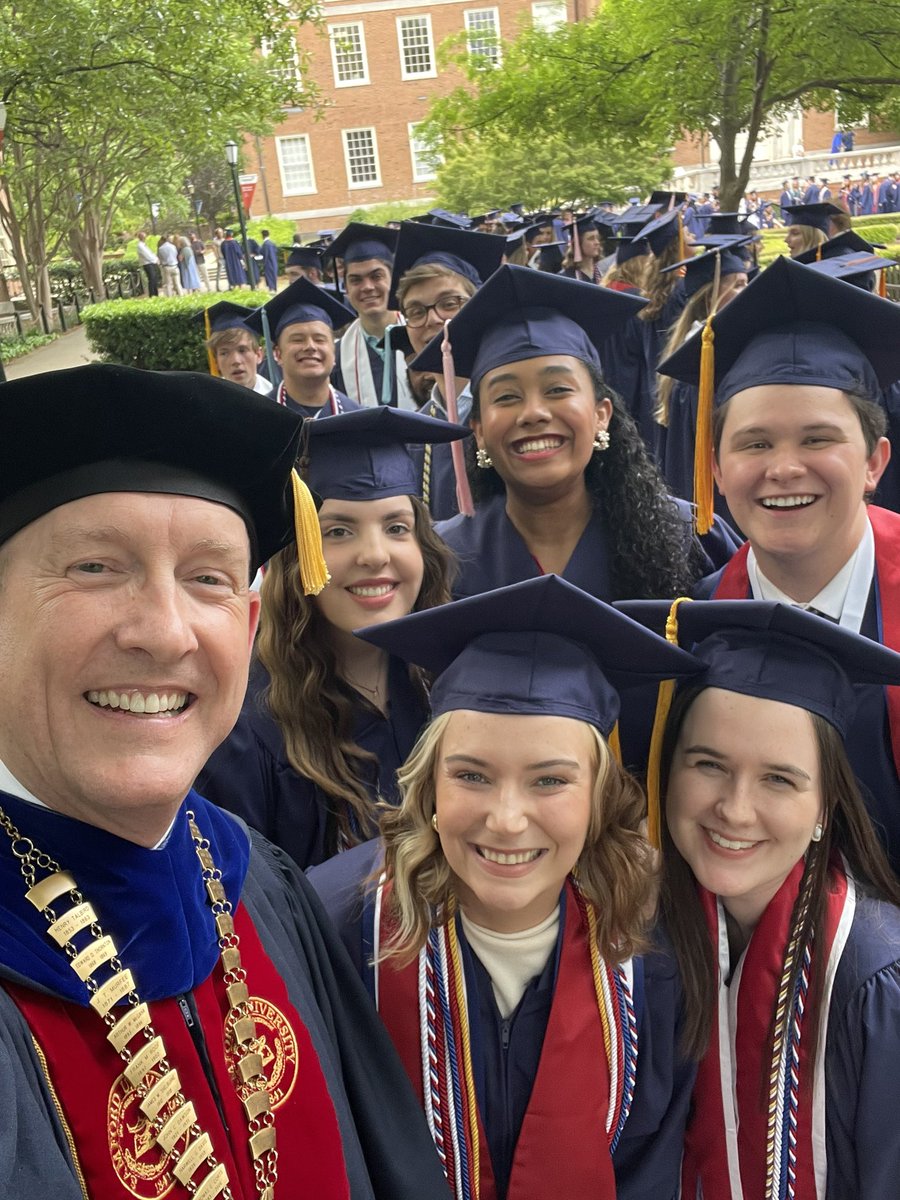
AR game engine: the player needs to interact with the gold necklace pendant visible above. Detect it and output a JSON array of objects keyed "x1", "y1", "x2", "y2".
[{"x1": 0, "y1": 804, "x2": 279, "y2": 1200}]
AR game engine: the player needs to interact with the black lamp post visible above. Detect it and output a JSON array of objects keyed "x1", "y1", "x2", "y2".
[{"x1": 225, "y1": 140, "x2": 254, "y2": 287}]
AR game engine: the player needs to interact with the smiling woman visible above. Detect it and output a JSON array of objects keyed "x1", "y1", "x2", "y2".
[
  {"x1": 197, "y1": 408, "x2": 465, "y2": 867},
  {"x1": 623, "y1": 598, "x2": 900, "y2": 1200},
  {"x1": 310, "y1": 575, "x2": 704, "y2": 1200}
]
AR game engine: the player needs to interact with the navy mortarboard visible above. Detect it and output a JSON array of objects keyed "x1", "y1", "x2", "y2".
[
  {"x1": 321, "y1": 222, "x2": 398, "y2": 269},
  {"x1": 780, "y1": 201, "x2": 844, "y2": 234},
  {"x1": 636, "y1": 208, "x2": 688, "y2": 257},
  {"x1": 190, "y1": 299, "x2": 255, "y2": 332},
  {"x1": 410, "y1": 263, "x2": 646, "y2": 392},
  {"x1": 300, "y1": 406, "x2": 470, "y2": 501},
  {"x1": 244, "y1": 275, "x2": 355, "y2": 340},
  {"x1": 388, "y1": 220, "x2": 507, "y2": 308},
  {"x1": 648, "y1": 190, "x2": 689, "y2": 209},
  {"x1": 359, "y1": 574, "x2": 702, "y2": 734},
  {"x1": 660, "y1": 243, "x2": 749, "y2": 298}
]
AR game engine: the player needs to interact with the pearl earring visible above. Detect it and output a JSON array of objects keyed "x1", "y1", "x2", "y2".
[
  {"x1": 812, "y1": 822, "x2": 824, "y2": 842},
  {"x1": 593, "y1": 429, "x2": 610, "y2": 452}
]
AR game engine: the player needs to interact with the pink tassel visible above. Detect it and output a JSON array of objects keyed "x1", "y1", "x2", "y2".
[
  {"x1": 572, "y1": 220, "x2": 582, "y2": 266},
  {"x1": 442, "y1": 320, "x2": 475, "y2": 517}
]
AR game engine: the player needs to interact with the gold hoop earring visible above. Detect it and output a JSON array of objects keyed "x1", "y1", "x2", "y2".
[{"x1": 431, "y1": 813, "x2": 439, "y2": 832}]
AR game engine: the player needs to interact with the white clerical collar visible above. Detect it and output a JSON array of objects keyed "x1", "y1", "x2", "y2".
[
  {"x1": 747, "y1": 517, "x2": 875, "y2": 633},
  {"x1": 0, "y1": 755, "x2": 177, "y2": 850}
]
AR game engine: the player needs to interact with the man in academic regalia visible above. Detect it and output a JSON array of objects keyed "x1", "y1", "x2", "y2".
[
  {"x1": 220, "y1": 229, "x2": 248, "y2": 288},
  {"x1": 0, "y1": 364, "x2": 450, "y2": 1200},
  {"x1": 659, "y1": 256, "x2": 900, "y2": 876},
  {"x1": 260, "y1": 230, "x2": 279, "y2": 291}
]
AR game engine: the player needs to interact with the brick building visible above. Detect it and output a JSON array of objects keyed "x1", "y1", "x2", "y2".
[{"x1": 246, "y1": 0, "x2": 579, "y2": 234}]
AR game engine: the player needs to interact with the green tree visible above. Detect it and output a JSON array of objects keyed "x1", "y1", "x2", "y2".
[
  {"x1": 0, "y1": 0, "x2": 319, "y2": 317},
  {"x1": 424, "y1": 0, "x2": 900, "y2": 212}
]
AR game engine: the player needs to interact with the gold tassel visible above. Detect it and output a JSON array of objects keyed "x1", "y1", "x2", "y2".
[
  {"x1": 879, "y1": 269, "x2": 887, "y2": 298},
  {"x1": 291, "y1": 469, "x2": 330, "y2": 596},
  {"x1": 607, "y1": 721, "x2": 622, "y2": 765},
  {"x1": 677, "y1": 211, "x2": 686, "y2": 263},
  {"x1": 815, "y1": 243, "x2": 823, "y2": 262},
  {"x1": 693, "y1": 317, "x2": 716, "y2": 535},
  {"x1": 204, "y1": 310, "x2": 219, "y2": 377},
  {"x1": 645, "y1": 598, "x2": 692, "y2": 848}
]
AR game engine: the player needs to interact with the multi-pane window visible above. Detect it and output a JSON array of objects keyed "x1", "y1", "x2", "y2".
[
  {"x1": 397, "y1": 15, "x2": 436, "y2": 79},
  {"x1": 342, "y1": 128, "x2": 381, "y2": 188},
  {"x1": 465, "y1": 8, "x2": 501, "y2": 65},
  {"x1": 329, "y1": 22, "x2": 369, "y2": 86},
  {"x1": 276, "y1": 135, "x2": 316, "y2": 194},
  {"x1": 408, "y1": 123, "x2": 440, "y2": 182},
  {"x1": 261, "y1": 35, "x2": 303, "y2": 96},
  {"x1": 531, "y1": 0, "x2": 567, "y2": 31}
]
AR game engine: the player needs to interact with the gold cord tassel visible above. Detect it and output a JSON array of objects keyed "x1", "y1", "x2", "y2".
[
  {"x1": 693, "y1": 316, "x2": 716, "y2": 535},
  {"x1": 291, "y1": 469, "x2": 330, "y2": 595},
  {"x1": 815, "y1": 243, "x2": 823, "y2": 262},
  {"x1": 204, "y1": 310, "x2": 219, "y2": 377},
  {"x1": 645, "y1": 598, "x2": 692, "y2": 847},
  {"x1": 607, "y1": 721, "x2": 622, "y2": 765},
  {"x1": 677, "y1": 211, "x2": 686, "y2": 263},
  {"x1": 880, "y1": 269, "x2": 887, "y2": 298}
]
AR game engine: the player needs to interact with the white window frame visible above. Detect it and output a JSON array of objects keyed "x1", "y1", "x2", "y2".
[
  {"x1": 342, "y1": 127, "x2": 382, "y2": 189},
  {"x1": 275, "y1": 134, "x2": 317, "y2": 196},
  {"x1": 464, "y1": 8, "x2": 501, "y2": 65},
  {"x1": 328, "y1": 22, "x2": 369, "y2": 87},
  {"x1": 408, "y1": 122, "x2": 440, "y2": 182},
  {"x1": 396, "y1": 14, "x2": 437, "y2": 80},
  {"x1": 261, "y1": 34, "x2": 303, "y2": 91},
  {"x1": 530, "y1": 0, "x2": 567, "y2": 31}
]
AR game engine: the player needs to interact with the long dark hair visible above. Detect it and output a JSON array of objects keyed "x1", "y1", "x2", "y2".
[
  {"x1": 257, "y1": 496, "x2": 454, "y2": 856},
  {"x1": 468, "y1": 363, "x2": 708, "y2": 599},
  {"x1": 659, "y1": 684, "x2": 900, "y2": 1062}
]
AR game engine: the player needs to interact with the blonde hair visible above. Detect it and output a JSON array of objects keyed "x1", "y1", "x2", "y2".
[
  {"x1": 206, "y1": 327, "x2": 260, "y2": 354},
  {"x1": 655, "y1": 280, "x2": 718, "y2": 424},
  {"x1": 379, "y1": 712, "x2": 656, "y2": 965},
  {"x1": 601, "y1": 257, "x2": 648, "y2": 293},
  {"x1": 788, "y1": 225, "x2": 827, "y2": 257},
  {"x1": 395, "y1": 262, "x2": 478, "y2": 309}
]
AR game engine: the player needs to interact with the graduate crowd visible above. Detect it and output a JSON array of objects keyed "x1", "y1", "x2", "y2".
[{"x1": 1, "y1": 189, "x2": 900, "y2": 1199}]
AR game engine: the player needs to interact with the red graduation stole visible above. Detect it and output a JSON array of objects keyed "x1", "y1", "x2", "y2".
[
  {"x1": 683, "y1": 859, "x2": 854, "y2": 1200},
  {"x1": 5, "y1": 904, "x2": 349, "y2": 1200},
  {"x1": 376, "y1": 880, "x2": 618, "y2": 1200},
  {"x1": 713, "y1": 508, "x2": 900, "y2": 773}
]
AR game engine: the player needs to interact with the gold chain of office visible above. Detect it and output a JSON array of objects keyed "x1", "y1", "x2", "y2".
[{"x1": 0, "y1": 804, "x2": 279, "y2": 1200}]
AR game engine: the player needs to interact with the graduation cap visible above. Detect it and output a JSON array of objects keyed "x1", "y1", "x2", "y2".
[
  {"x1": 190, "y1": 300, "x2": 255, "y2": 334},
  {"x1": 284, "y1": 245, "x2": 324, "y2": 272},
  {"x1": 801, "y1": 249, "x2": 897, "y2": 293},
  {"x1": 244, "y1": 276, "x2": 355, "y2": 341},
  {"x1": 635, "y1": 208, "x2": 688, "y2": 257},
  {"x1": 521, "y1": 218, "x2": 556, "y2": 244},
  {"x1": 358, "y1": 575, "x2": 702, "y2": 734},
  {"x1": 409, "y1": 264, "x2": 646, "y2": 392},
  {"x1": 563, "y1": 212, "x2": 601, "y2": 239},
  {"x1": 660, "y1": 244, "x2": 749, "y2": 299},
  {"x1": 657, "y1": 255, "x2": 900, "y2": 534},
  {"x1": 427, "y1": 209, "x2": 472, "y2": 230},
  {"x1": 794, "y1": 229, "x2": 885, "y2": 258},
  {"x1": 615, "y1": 234, "x2": 653, "y2": 265},
  {"x1": 695, "y1": 212, "x2": 759, "y2": 243},
  {"x1": 537, "y1": 241, "x2": 566, "y2": 273},
  {"x1": 610, "y1": 204, "x2": 661, "y2": 228},
  {"x1": 0, "y1": 363, "x2": 324, "y2": 580},
  {"x1": 780, "y1": 202, "x2": 844, "y2": 234},
  {"x1": 388, "y1": 220, "x2": 507, "y2": 309},
  {"x1": 300, "y1": 406, "x2": 470, "y2": 501},
  {"x1": 615, "y1": 598, "x2": 900, "y2": 842},
  {"x1": 648, "y1": 190, "x2": 688, "y2": 208},
  {"x1": 321, "y1": 222, "x2": 398, "y2": 268}
]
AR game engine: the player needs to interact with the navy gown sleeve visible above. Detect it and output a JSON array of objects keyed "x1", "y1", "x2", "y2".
[
  {"x1": 824, "y1": 897, "x2": 900, "y2": 1199},
  {"x1": 307, "y1": 840, "x2": 382, "y2": 978}
]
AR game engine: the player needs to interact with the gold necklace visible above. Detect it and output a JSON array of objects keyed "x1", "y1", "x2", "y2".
[{"x1": 0, "y1": 805, "x2": 278, "y2": 1200}]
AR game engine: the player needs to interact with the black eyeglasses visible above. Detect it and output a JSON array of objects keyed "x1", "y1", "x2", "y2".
[{"x1": 401, "y1": 295, "x2": 467, "y2": 328}]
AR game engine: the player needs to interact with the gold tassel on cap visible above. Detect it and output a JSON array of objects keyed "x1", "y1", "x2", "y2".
[
  {"x1": 291, "y1": 469, "x2": 330, "y2": 596},
  {"x1": 692, "y1": 251, "x2": 722, "y2": 536},
  {"x1": 607, "y1": 721, "x2": 622, "y2": 765},
  {"x1": 204, "y1": 310, "x2": 220, "y2": 377},
  {"x1": 677, "y1": 211, "x2": 686, "y2": 263},
  {"x1": 880, "y1": 268, "x2": 888, "y2": 298},
  {"x1": 645, "y1": 597, "x2": 692, "y2": 848}
]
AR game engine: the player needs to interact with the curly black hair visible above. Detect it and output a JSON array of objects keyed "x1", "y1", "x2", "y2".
[{"x1": 468, "y1": 362, "x2": 708, "y2": 599}]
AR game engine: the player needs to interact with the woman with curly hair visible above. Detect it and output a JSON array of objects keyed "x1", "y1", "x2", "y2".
[
  {"x1": 310, "y1": 575, "x2": 702, "y2": 1200},
  {"x1": 197, "y1": 408, "x2": 464, "y2": 867},
  {"x1": 412, "y1": 265, "x2": 739, "y2": 604},
  {"x1": 622, "y1": 599, "x2": 900, "y2": 1199}
]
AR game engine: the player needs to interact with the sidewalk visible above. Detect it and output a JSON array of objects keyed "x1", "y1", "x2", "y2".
[{"x1": 2, "y1": 325, "x2": 99, "y2": 380}]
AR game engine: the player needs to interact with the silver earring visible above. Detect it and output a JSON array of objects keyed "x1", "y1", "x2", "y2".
[
  {"x1": 431, "y1": 813, "x2": 439, "y2": 832},
  {"x1": 475, "y1": 447, "x2": 493, "y2": 469},
  {"x1": 593, "y1": 429, "x2": 610, "y2": 453},
  {"x1": 812, "y1": 822, "x2": 824, "y2": 842}
]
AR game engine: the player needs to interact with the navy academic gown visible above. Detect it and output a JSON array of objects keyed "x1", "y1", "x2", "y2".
[
  {"x1": 693, "y1": 564, "x2": 900, "y2": 874},
  {"x1": 309, "y1": 841, "x2": 694, "y2": 1200},
  {"x1": 262, "y1": 238, "x2": 279, "y2": 290},
  {"x1": 661, "y1": 378, "x2": 740, "y2": 530},
  {"x1": 436, "y1": 492, "x2": 741, "y2": 603},
  {"x1": 779, "y1": 190, "x2": 794, "y2": 220},
  {"x1": 197, "y1": 658, "x2": 428, "y2": 869},
  {"x1": 0, "y1": 791, "x2": 450, "y2": 1200},
  {"x1": 220, "y1": 238, "x2": 247, "y2": 287},
  {"x1": 332, "y1": 335, "x2": 409, "y2": 409},
  {"x1": 407, "y1": 391, "x2": 465, "y2": 521}
]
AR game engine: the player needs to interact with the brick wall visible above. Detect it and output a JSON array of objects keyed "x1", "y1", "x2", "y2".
[{"x1": 248, "y1": 0, "x2": 571, "y2": 232}]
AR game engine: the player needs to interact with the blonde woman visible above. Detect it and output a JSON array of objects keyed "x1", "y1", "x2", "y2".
[{"x1": 311, "y1": 575, "x2": 701, "y2": 1200}]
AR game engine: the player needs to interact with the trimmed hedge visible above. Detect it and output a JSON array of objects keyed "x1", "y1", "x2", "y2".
[{"x1": 82, "y1": 290, "x2": 272, "y2": 370}]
